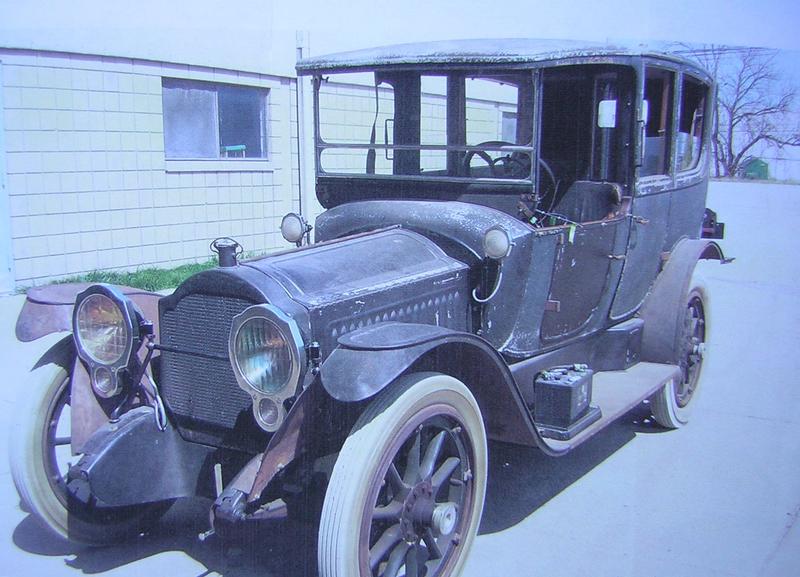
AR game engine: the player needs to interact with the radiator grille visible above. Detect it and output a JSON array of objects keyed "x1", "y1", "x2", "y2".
[{"x1": 160, "y1": 293, "x2": 264, "y2": 449}]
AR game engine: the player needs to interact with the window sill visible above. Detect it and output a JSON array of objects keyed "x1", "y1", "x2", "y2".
[{"x1": 165, "y1": 159, "x2": 275, "y2": 173}]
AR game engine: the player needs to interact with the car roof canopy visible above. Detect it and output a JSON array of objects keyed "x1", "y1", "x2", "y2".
[{"x1": 296, "y1": 38, "x2": 691, "y2": 75}]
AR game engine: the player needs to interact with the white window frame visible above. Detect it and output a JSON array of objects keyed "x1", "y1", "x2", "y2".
[{"x1": 162, "y1": 78, "x2": 272, "y2": 172}]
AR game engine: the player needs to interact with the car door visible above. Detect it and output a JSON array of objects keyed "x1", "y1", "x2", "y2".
[
  {"x1": 540, "y1": 216, "x2": 628, "y2": 341},
  {"x1": 611, "y1": 65, "x2": 675, "y2": 319},
  {"x1": 536, "y1": 65, "x2": 633, "y2": 341}
]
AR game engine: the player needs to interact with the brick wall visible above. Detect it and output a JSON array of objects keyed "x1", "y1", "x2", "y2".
[{"x1": 1, "y1": 49, "x2": 299, "y2": 286}]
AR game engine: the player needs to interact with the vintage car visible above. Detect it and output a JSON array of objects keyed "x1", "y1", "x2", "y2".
[{"x1": 11, "y1": 40, "x2": 727, "y2": 577}]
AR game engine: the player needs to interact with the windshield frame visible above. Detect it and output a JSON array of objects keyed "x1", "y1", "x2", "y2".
[{"x1": 311, "y1": 69, "x2": 537, "y2": 185}]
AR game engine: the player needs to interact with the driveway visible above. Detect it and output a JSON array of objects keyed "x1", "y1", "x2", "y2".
[{"x1": 1, "y1": 181, "x2": 798, "y2": 577}]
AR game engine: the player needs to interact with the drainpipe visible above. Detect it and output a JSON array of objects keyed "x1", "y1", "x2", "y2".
[{"x1": 295, "y1": 31, "x2": 312, "y2": 220}]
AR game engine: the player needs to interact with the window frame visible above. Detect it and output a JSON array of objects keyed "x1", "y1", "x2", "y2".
[
  {"x1": 675, "y1": 72, "x2": 709, "y2": 177},
  {"x1": 312, "y1": 70, "x2": 536, "y2": 184},
  {"x1": 161, "y1": 77, "x2": 271, "y2": 169},
  {"x1": 637, "y1": 61, "x2": 712, "y2": 194},
  {"x1": 639, "y1": 65, "x2": 676, "y2": 181}
]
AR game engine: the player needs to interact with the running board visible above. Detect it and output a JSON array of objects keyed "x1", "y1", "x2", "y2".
[{"x1": 538, "y1": 362, "x2": 681, "y2": 453}]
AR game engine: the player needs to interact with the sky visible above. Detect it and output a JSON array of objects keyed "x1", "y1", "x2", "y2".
[{"x1": 1, "y1": 0, "x2": 799, "y2": 77}]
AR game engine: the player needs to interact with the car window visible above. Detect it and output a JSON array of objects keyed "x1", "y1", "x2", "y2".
[
  {"x1": 677, "y1": 75, "x2": 707, "y2": 172},
  {"x1": 641, "y1": 67, "x2": 674, "y2": 177}
]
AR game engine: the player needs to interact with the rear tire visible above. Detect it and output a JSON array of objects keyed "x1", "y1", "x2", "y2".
[
  {"x1": 650, "y1": 280, "x2": 708, "y2": 428},
  {"x1": 9, "y1": 362, "x2": 171, "y2": 545}
]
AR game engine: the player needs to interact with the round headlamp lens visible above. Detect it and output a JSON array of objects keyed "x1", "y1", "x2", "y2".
[
  {"x1": 484, "y1": 227, "x2": 511, "y2": 259},
  {"x1": 234, "y1": 317, "x2": 294, "y2": 394},
  {"x1": 257, "y1": 397, "x2": 281, "y2": 428},
  {"x1": 76, "y1": 294, "x2": 128, "y2": 365},
  {"x1": 281, "y1": 213, "x2": 306, "y2": 244},
  {"x1": 93, "y1": 366, "x2": 117, "y2": 397}
]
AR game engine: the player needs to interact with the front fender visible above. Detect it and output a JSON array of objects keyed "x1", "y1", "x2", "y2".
[
  {"x1": 320, "y1": 322, "x2": 544, "y2": 448},
  {"x1": 16, "y1": 283, "x2": 161, "y2": 342},
  {"x1": 19, "y1": 283, "x2": 163, "y2": 452},
  {"x1": 246, "y1": 322, "x2": 558, "y2": 502},
  {"x1": 320, "y1": 322, "x2": 462, "y2": 402}
]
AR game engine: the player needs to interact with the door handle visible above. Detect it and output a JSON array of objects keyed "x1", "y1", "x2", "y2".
[{"x1": 629, "y1": 215, "x2": 649, "y2": 250}]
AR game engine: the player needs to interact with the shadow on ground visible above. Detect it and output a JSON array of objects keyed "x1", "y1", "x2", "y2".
[
  {"x1": 13, "y1": 498, "x2": 319, "y2": 577},
  {"x1": 11, "y1": 402, "x2": 666, "y2": 576},
  {"x1": 479, "y1": 401, "x2": 662, "y2": 534}
]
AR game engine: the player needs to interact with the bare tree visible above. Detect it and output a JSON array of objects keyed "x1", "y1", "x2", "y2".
[{"x1": 677, "y1": 45, "x2": 800, "y2": 178}]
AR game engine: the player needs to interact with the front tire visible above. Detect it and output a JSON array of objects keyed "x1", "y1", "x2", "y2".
[
  {"x1": 650, "y1": 280, "x2": 708, "y2": 428},
  {"x1": 9, "y1": 362, "x2": 171, "y2": 545},
  {"x1": 319, "y1": 372, "x2": 487, "y2": 577}
]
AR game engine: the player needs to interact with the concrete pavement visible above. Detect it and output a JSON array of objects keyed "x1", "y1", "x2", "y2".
[{"x1": 1, "y1": 181, "x2": 799, "y2": 577}]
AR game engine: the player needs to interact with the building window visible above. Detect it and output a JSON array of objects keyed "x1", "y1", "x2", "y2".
[{"x1": 162, "y1": 79, "x2": 268, "y2": 159}]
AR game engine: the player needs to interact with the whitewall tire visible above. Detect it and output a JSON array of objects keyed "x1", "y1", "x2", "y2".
[
  {"x1": 318, "y1": 372, "x2": 487, "y2": 577},
  {"x1": 650, "y1": 280, "x2": 709, "y2": 428},
  {"x1": 9, "y1": 362, "x2": 170, "y2": 545}
]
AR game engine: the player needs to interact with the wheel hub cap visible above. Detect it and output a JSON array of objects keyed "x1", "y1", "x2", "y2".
[
  {"x1": 400, "y1": 480, "x2": 435, "y2": 541},
  {"x1": 432, "y1": 502, "x2": 459, "y2": 536}
]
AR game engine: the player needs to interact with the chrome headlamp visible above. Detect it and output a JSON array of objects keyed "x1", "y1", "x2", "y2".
[
  {"x1": 280, "y1": 212, "x2": 311, "y2": 246},
  {"x1": 72, "y1": 284, "x2": 139, "y2": 398},
  {"x1": 229, "y1": 304, "x2": 306, "y2": 431},
  {"x1": 483, "y1": 226, "x2": 512, "y2": 260}
]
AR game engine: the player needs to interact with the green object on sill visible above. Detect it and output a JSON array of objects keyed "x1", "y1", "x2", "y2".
[{"x1": 221, "y1": 144, "x2": 247, "y2": 157}]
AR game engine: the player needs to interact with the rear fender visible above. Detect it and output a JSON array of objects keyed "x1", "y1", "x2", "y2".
[{"x1": 639, "y1": 238, "x2": 727, "y2": 363}]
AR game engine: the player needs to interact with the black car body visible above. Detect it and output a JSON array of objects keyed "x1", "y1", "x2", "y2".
[{"x1": 12, "y1": 39, "x2": 728, "y2": 577}]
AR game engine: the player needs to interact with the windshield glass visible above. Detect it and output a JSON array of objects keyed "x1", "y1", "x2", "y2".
[{"x1": 315, "y1": 70, "x2": 534, "y2": 182}]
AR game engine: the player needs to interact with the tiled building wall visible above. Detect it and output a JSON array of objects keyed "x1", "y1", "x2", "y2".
[
  {"x1": 0, "y1": 49, "x2": 299, "y2": 286},
  {"x1": 0, "y1": 49, "x2": 516, "y2": 290}
]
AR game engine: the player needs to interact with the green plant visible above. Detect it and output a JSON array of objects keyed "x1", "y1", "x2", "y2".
[{"x1": 53, "y1": 260, "x2": 217, "y2": 292}]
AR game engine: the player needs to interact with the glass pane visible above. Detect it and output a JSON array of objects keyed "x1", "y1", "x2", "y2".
[
  {"x1": 218, "y1": 85, "x2": 268, "y2": 158},
  {"x1": 316, "y1": 71, "x2": 531, "y2": 180},
  {"x1": 421, "y1": 76, "x2": 447, "y2": 146},
  {"x1": 319, "y1": 148, "x2": 393, "y2": 175},
  {"x1": 465, "y1": 77, "x2": 518, "y2": 146},
  {"x1": 162, "y1": 79, "x2": 217, "y2": 159},
  {"x1": 641, "y1": 68, "x2": 674, "y2": 176},
  {"x1": 501, "y1": 112, "x2": 517, "y2": 142},
  {"x1": 677, "y1": 76, "x2": 706, "y2": 171},
  {"x1": 318, "y1": 73, "x2": 395, "y2": 147}
]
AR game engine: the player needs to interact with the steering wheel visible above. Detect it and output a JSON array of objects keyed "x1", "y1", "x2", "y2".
[
  {"x1": 463, "y1": 141, "x2": 530, "y2": 178},
  {"x1": 536, "y1": 157, "x2": 558, "y2": 210}
]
